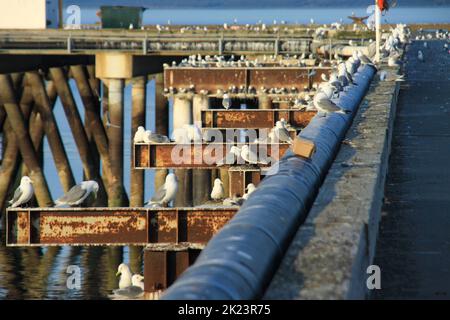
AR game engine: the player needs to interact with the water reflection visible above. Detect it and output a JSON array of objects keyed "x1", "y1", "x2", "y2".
[{"x1": 0, "y1": 221, "x2": 144, "y2": 299}]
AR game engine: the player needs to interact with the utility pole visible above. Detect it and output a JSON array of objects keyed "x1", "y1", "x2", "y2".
[
  {"x1": 375, "y1": 0, "x2": 381, "y2": 62},
  {"x1": 58, "y1": 0, "x2": 63, "y2": 29}
]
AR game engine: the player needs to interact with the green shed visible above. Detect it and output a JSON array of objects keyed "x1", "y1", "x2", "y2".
[{"x1": 100, "y1": 6, "x2": 146, "y2": 29}]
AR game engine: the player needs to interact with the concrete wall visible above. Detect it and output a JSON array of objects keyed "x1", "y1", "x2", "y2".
[{"x1": 0, "y1": 0, "x2": 58, "y2": 29}]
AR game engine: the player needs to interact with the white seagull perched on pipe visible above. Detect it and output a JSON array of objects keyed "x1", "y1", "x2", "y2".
[
  {"x1": 146, "y1": 173, "x2": 178, "y2": 207},
  {"x1": 143, "y1": 130, "x2": 170, "y2": 143},
  {"x1": 9, "y1": 176, "x2": 34, "y2": 208},
  {"x1": 313, "y1": 91, "x2": 350, "y2": 116},
  {"x1": 54, "y1": 181, "x2": 99, "y2": 207},
  {"x1": 210, "y1": 178, "x2": 225, "y2": 200}
]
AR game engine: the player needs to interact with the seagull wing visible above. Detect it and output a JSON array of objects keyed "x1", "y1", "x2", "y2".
[
  {"x1": 9, "y1": 186, "x2": 22, "y2": 205},
  {"x1": 55, "y1": 184, "x2": 88, "y2": 205},
  {"x1": 317, "y1": 98, "x2": 342, "y2": 113},
  {"x1": 150, "y1": 185, "x2": 167, "y2": 203}
]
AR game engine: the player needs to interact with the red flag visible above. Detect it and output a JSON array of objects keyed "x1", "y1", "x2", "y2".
[{"x1": 378, "y1": 0, "x2": 389, "y2": 12}]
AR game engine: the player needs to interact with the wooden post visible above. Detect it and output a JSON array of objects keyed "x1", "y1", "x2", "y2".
[
  {"x1": 173, "y1": 95, "x2": 193, "y2": 207},
  {"x1": 375, "y1": 1, "x2": 381, "y2": 63},
  {"x1": 108, "y1": 78, "x2": 125, "y2": 207},
  {"x1": 0, "y1": 85, "x2": 34, "y2": 211},
  {"x1": 27, "y1": 71, "x2": 76, "y2": 192},
  {"x1": 0, "y1": 74, "x2": 52, "y2": 207},
  {"x1": 71, "y1": 66, "x2": 114, "y2": 191},
  {"x1": 192, "y1": 94, "x2": 211, "y2": 205},
  {"x1": 49, "y1": 67, "x2": 107, "y2": 205},
  {"x1": 154, "y1": 73, "x2": 168, "y2": 191},
  {"x1": 259, "y1": 94, "x2": 273, "y2": 110},
  {"x1": 86, "y1": 65, "x2": 101, "y2": 178},
  {"x1": 130, "y1": 76, "x2": 146, "y2": 207}
]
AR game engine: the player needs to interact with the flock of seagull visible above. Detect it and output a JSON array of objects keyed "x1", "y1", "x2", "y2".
[{"x1": 8, "y1": 23, "x2": 421, "y2": 214}]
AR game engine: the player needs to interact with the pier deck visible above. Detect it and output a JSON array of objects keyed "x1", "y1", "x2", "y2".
[{"x1": 373, "y1": 40, "x2": 450, "y2": 299}]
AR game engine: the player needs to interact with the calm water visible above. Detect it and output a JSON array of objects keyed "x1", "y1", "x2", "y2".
[
  {"x1": 72, "y1": 7, "x2": 450, "y2": 25},
  {"x1": 1, "y1": 7, "x2": 449, "y2": 300}
]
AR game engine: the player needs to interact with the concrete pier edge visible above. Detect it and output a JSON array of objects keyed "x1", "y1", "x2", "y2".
[{"x1": 264, "y1": 65, "x2": 401, "y2": 300}]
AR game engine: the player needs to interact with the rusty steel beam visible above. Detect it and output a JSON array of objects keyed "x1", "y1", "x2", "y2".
[
  {"x1": 144, "y1": 244, "x2": 200, "y2": 294},
  {"x1": 202, "y1": 109, "x2": 316, "y2": 129},
  {"x1": 6, "y1": 207, "x2": 238, "y2": 246},
  {"x1": 164, "y1": 67, "x2": 331, "y2": 93},
  {"x1": 228, "y1": 166, "x2": 261, "y2": 198},
  {"x1": 134, "y1": 143, "x2": 290, "y2": 169}
]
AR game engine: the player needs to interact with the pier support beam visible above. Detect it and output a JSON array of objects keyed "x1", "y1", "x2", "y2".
[
  {"x1": 154, "y1": 73, "x2": 168, "y2": 191},
  {"x1": 108, "y1": 79, "x2": 125, "y2": 207},
  {"x1": 144, "y1": 245, "x2": 200, "y2": 295},
  {"x1": 0, "y1": 85, "x2": 34, "y2": 211},
  {"x1": 173, "y1": 96, "x2": 192, "y2": 207},
  {"x1": 130, "y1": 76, "x2": 147, "y2": 207},
  {"x1": 0, "y1": 74, "x2": 52, "y2": 207},
  {"x1": 192, "y1": 94, "x2": 211, "y2": 205},
  {"x1": 27, "y1": 71, "x2": 76, "y2": 193},
  {"x1": 258, "y1": 94, "x2": 273, "y2": 110},
  {"x1": 50, "y1": 67, "x2": 107, "y2": 205},
  {"x1": 71, "y1": 65, "x2": 114, "y2": 195}
]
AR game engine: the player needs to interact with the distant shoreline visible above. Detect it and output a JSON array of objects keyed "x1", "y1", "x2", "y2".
[{"x1": 79, "y1": 6, "x2": 450, "y2": 9}]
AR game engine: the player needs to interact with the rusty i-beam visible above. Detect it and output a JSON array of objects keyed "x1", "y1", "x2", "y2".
[
  {"x1": 5, "y1": 207, "x2": 238, "y2": 246},
  {"x1": 0, "y1": 74, "x2": 53, "y2": 207}
]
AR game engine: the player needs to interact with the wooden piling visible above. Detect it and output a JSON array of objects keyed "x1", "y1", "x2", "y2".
[
  {"x1": 259, "y1": 94, "x2": 273, "y2": 110},
  {"x1": 108, "y1": 79, "x2": 125, "y2": 207},
  {"x1": 71, "y1": 66, "x2": 114, "y2": 193},
  {"x1": 154, "y1": 73, "x2": 168, "y2": 191},
  {"x1": 130, "y1": 76, "x2": 146, "y2": 207},
  {"x1": 49, "y1": 67, "x2": 107, "y2": 205},
  {"x1": 192, "y1": 94, "x2": 211, "y2": 205},
  {"x1": 0, "y1": 74, "x2": 52, "y2": 207},
  {"x1": 0, "y1": 86, "x2": 34, "y2": 211},
  {"x1": 173, "y1": 95, "x2": 193, "y2": 207},
  {"x1": 86, "y1": 65, "x2": 102, "y2": 179},
  {"x1": 27, "y1": 71, "x2": 76, "y2": 192}
]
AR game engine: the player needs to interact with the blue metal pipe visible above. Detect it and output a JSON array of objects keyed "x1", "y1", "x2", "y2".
[{"x1": 162, "y1": 65, "x2": 376, "y2": 300}]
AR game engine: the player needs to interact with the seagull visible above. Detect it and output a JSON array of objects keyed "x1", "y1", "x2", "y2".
[
  {"x1": 133, "y1": 126, "x2": 146, "y2": 143},
  {"x1": 112, "y1": 274, "x2": 144, "y2": 299},
  {"x1": 54, "y1": 181, "x2": 99, "y2": 207},
  {"x1": 216, "y1": 146, "x2": 242, "y2": 166},
  {"x1": 242, "y1": 183, "x2": 256, "y2": 200},
  {"x1": 418, "y1": 50, "x2": 424, "y2": 62},
  {"x1": 357, "y1": 51, "x2": 377, "y2": 69},
  {"x1": 223, "y1": 195, "x2": 245, "y2": 206},
  {"x1": 313, "y1": 92, "x2": 350, "y2": 116},
  {"x1": 9, "y1": 176, "x2": 34, "y2": 208},
  {"x1": 146, "y1": 173, "x2": 178, "y2": 207},
  {"x1": 183, "y1": 124, "x2": 203, "y2": 143},
  {"x1": 240, "y1": 145, "x2": 269, "y2": 165},
  {"x1": 116, "y1": 263, "x2": 133, "y2": 289},
  {"x1": 222, "y1": 93, "x2": 231, "y2": 110},
  {"x1": 211, "y1": 178, "x2": 225, "y2": 200},
  {"x1": 143, "y1": 130, "x2": 170, "y2": 143},
  {"x1": 273, "y1": 121, "x2": 293, "y2": 144}
]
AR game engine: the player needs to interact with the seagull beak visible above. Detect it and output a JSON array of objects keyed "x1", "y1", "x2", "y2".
[{"x1": 116, "y1": 271, "x2": 121, "y2": 277}]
